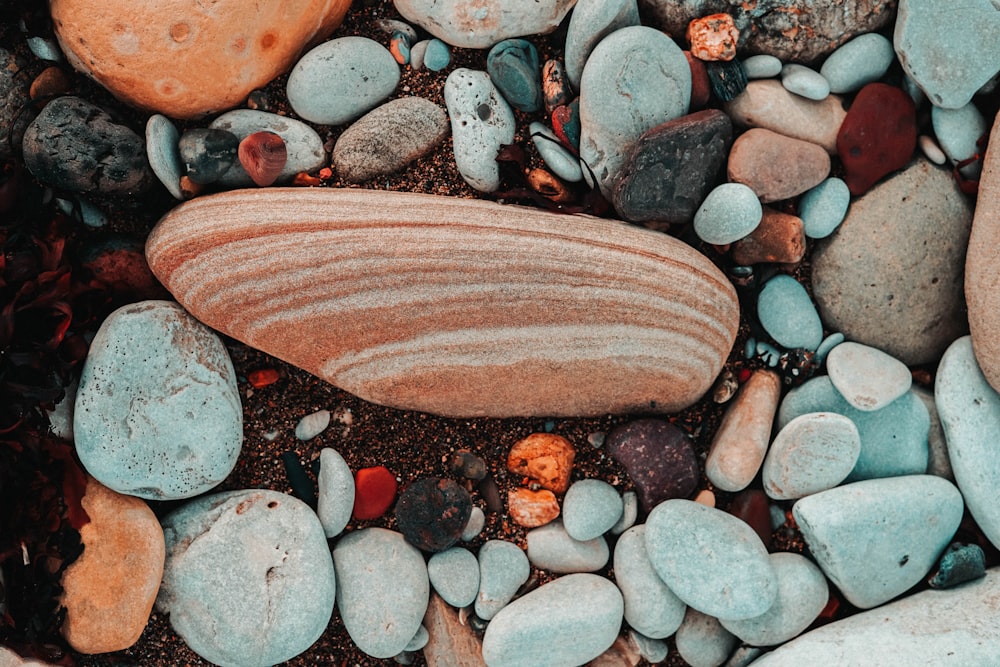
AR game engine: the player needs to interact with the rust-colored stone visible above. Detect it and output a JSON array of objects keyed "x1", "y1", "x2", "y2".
[
  {"x1": 687, "y1": 13, "x2": 739, "y2": 61},
  {"x1": 508, "y1": 488, "x2": 561, "y2": 528},
  {"x1": 728, "y1": 127, "x2": 831, "y2": 202},
  {"x1": 732, "y1": 207, "x2": 806, "y2": 265},
  {"x1": 507, "y1": 433, "x2": 576, "y2": 493},
  {"x1": 837, "y1": 82, "x2": 917, "y2": 196}
]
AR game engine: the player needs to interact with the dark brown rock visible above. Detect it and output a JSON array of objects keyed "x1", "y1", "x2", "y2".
[
  {"x1": 606, "y1": 418, "x2": 699, "y2": 512},
  {"x1": 395, "y1": 476, "x2": 472, "y2": 552},
  {"x1": 837, "y1": 82, "x2": 917, "y2": 196}
]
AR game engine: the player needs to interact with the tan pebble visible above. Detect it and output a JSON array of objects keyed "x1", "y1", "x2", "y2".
[
  {"x1": 919, "y1": 134, "x2": 947, "y2": 165},
  {"x1": 507, "y1": 487, "x2": 561, "y2": 528},
  {"x1": 588, "y1": 635, "x2": 642, "y2": 667},
  {"x1": 507, "y1": 432, "x2": 576, "y2": 493},
  {"x1": 712, "y1": 369, "x2": 739, "y2": 403},
  {"x1": 732, "y1": 206, "x2": 807, "y2": 265},
  {"x1": 728, "y1": 127, "x2": 830, "y2": 202},
  {"x1": 968, "y1": 113, "x2": 1000, "y2": 390},
  {"x1": 422, "y1": 593, "x2": 487, "y2": 667},
  {"x1": 725, "y1": 80, "x2": 847, "y2": 154},
  {"x1": 29, "y1": 66, "x2": 71, "y2": 101},
  {"x1": 694, "y1": 489, "x2": 716, "y2": 508},
  {"x1": 687, "y1": 13, "x2": 739, "y2": 62},
  {"x1": 526, "y1": 168, "x2": 574, "y2": 203},
  {"x1": 542, "y1": 59, "x2": 572, "y2": 114}
]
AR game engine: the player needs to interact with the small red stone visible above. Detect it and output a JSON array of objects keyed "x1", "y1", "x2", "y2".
[
  {"x1": 352, "y1": 466, "x2": 398, "y2": 520},
  {"x1": 737, "y1": 367, "x2": 752, "y2": 383},
  {"x1": 685, "y1": 51, "x2": 711, "y2": 110},
  {"x1": 248, "y1": 368, "x2": 280, "y2": 388},
  {"x1": 551, "y1": 100, "x2": 581, "y2": 155},
  {"x1": 837, "y1": 83, "x2": 917, "y2": 196},
  {"x1": 729, "y1": 488, "x2": 772, "y2": 549}
]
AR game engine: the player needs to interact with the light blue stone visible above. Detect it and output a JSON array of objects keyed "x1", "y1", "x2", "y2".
[
  {"x1": 461, "y1": 506, "x2": 485, "y2": 541},
  {"x1": 693, "y1": 182, "x2": 763, "y2": 245},
  {"x1": 564, "y1": 0, "x2": 640, "y2": 89},
  {"x1": 145, "y1": 114, "x2": 184, "y2": 200},
  {"x1": 757, "y1": 275, "x2": 823, "y2": 351},
  {"x1": 476, "y1": 540, "x2": 529, "y2": 620},
  {"x1": 756, "y1": 341, "x2": 781, "y2": 367},
  {"x1": 931, "y1": 101, "x2": 989, "y2": 178},
  {"x1": 424, "y1": 39, "x2": 451, "y2": 72},
  {"x1": 762, "y1": 412, "x2": 861, "y2": 500},
  {"x1": 525, "y1": 520, "x2": 609, "y2": 573},
  {"x1": 27, "y1": 36, "x2": 61, "y2": 62},
  {"x1": 614, "y1": 525, "x2": 686, "y2": 639},
  {"x1": 781, "y1": 64, "x2": 830, "y2": 100},
  {"x1": 317, "y1": 447, "x2": 354, "y2": 538},
  {"x1": 744, "y1": 337, "x2": 757, "y2": 359},
  {"x1": 77, "y1": 198, "x2": 108, "y2": 228},
  {"x1": 562, "y1": 479, "x2": 623, "y2": 541},
  {"x1": 610, "y1": 490, "x2": 638, "y2": 534},
  {"x1": 629, "y1": 631, "x2": 669, "y2": 663},
  {"x1": 676, "y1": 609, "x2": 739, "y2": 667},
  {"x1": 743, "y1": 55, "x2": 782, "y2": 80},
  {"x1": 530, "y1": 122, "x2": 583, "y2": 182},
  {"x1": 427, "y1": 547, "x2": 480, "y2": 608},
  {"x1": 814, "y1": 332, "x2": 845, "y2": 365},
  {"x1": 778, "y1": 376, "x2": 929, "y2": 482},
  {"x1": 487, "y1": 39, "x2": 542, "y2": 112},
  {"x1": 390, "y1": 31, "x2": 411, "y2": 65},
  {"x1": 209, "y1": 110, "x2": 325, "y2": 187},
  {"x1": 404, "y1": 625, "x2": 429, "y2": 652},
  {"x1": 819, "y1": 33, "x2": 895, "y2": 94},
  {"x1": 799, "y1": 177, "x2": 850, "y2": 239},
  {"x1": 444, "y1": 68, "x2": 515, "y2": 193}
]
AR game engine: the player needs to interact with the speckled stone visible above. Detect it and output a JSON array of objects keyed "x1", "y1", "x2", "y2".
[
  {"x1": 444, "y1": 68, "x2": 516, "y2": 193},
  {"x1": 756, "y1": 274, "x2": 824, "y2": 351},
  {"x1": 693, "y1": 182, "x2": 763, "y2": 244},
  {"x1": 727, "y1": 127, "x2": 830, "y2": 203},
  {"x1": 827, "y1": 341, "x2": 912, "y2": 411},
  {"x1": 607, "y1": 418, "x2": 700, "y2": 512},
  {"x1": 762, "y1": 412, "x2": 861, "y2": 501}
]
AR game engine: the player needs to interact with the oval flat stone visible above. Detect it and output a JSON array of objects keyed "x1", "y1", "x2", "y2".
[
  {"x1": 728, "y1": 127, "x2": 831, "y2": 203},
  {"x1": 145, "y1": 114, "x2": 183, "y2": 199},
  {"x1": 781, "y1": 64, "x2": 829, "y2": 101},
  {"x1": 762, "y1": 412, "x2": 861, "y2": 500},
  {"x1": 209, "y1": 110, "x2": 325, "y2": 187},
  {"x1": 530, "y1": 121, "x2": 583, "y2": 182},
  {"x1": 562, "y1": 479, "x2": 622, "y2": 541},
  {"x1": 675, "y1": 608, "x2": 739, "y2": 667},
  {"x1": 482, "y1": 573, "x2": 624, "y2": 667},
  {"x1": 317, "y1": 447, "x2": 354, "y2": 538},
  {"x1": 757, "y1": 274, "x2": 824, "y2": 351},
  {"x1": 564, "y1": 0, "x2": 641, "y2": 89},
  {"x1": 968, "y1": 113, "x2": 1000, "y2": 391},
  {"x1": 827, "y1": 341, "x2": 912, "y2": 411},
  {"x1": 693, "y1": 182, "x2": 763, "y2": 244},
  {"x1": 606, "y1": 418, "x2": 700, "y2": 511},
  {"x1": 819, "y1": 33, "x2": 894, "y2": 94},
  {"x1": 525, "y1": 520, "x2": 610, "y2": 573},
  {"x1": 645, "y1": 499, "x2": 777, "y2": 621},
  {"x1": 725, "y1": 80, "x2": 847, "y2": 153},
  {"x1": 476, "y1": 540, "x2": 530, "y2": 621},
  {"x1": 614, "y1": 525, "x2": 686, "y2": 639},
  {"x1": 427, "y1": 547, "x2": 480, "y2": 608},
  {"x1": 743, "y1": 55, "x2": 782, "y2": 79},
  {"x1": 146, "y1": 189, "x2": 739, "y2": 418},
  {"x1": 798, "y1": 177, "x2": 850, "y2": 239},
  {"x1": 837, "y1": 83, "x2": 917, "y2": 195}
]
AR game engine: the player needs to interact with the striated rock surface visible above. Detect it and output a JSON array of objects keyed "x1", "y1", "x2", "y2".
[{"x1": 145, "y1": 189, "x2": 739, "y2": 417}]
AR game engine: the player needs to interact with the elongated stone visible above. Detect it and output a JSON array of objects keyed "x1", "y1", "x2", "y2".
[{"x1": 146, "y1": 189, "x2": 739, "y2": 418}]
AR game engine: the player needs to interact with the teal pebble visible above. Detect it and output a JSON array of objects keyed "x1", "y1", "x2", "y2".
[
  {"x1": 756, "y1": 341, "x2": 781, "y2": 367},
  {"x1": 928, "y1": 542, "x2": 986, "y2": 589},
  {"x1": 424, "y1": 39, "x2": 451, "y2": 72},
  {"x1": 487, "y1": 39, "x2": 542, "y2": 113},
  {"x1": 390, "y1": 31, "x2": 411, "y2": 65},
  {"x1": 757, "y1": 274, "x2": 824, "y2": 351},
  {"x1": 530, "y1": 122, "x2": 583, "y2": 182},
  {"x1": 814, "y1": 332, "x2": 845, "y2": 365},
  {"x1": 820, "y1": 33, "x2": 895, "y2": 94},
  {"x1": 800, "y1": 177, "x2": 850, "y2": 239},
  {"x1": 744, "y1": 337, "x2": 757, "y2": 359},
  {"x1": 693, "y1": 182, "x2": 763, "y2": 245},
  {"x1": 781, "y1": 63, "x2": 830, "y2": 101},
  {"x1": 743, "y1": 54, "x2": 782, "y2": 79}
]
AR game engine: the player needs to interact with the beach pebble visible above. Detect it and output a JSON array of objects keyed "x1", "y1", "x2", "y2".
[
  {"x1": 731, "y1": 207, "x2": 806, "y2": 265},
  {"x1": 0, "y1": 47, "x2": 31, "y2": 162},
  {"x1": 487, "y1": 39, "x2": 542, "y2": 113},
  {"x1": 563, "y1": 0, "x2": 640, "y2": 89},
  {"x1": 742, "y1": 54, "x2": 782, "y2": 79},
  {"x1": 317, "y1": 447, "x2": 354, "y2": 538},
  {"x1": 507, "y1": 432, "x2": 575, "y2": 493},
  {"x1": 819, "y1": 33, "x2": 894, "y2": 94},
  {"x1": 178, "y1": 128, "x2": 238, "y2": 185},
  {"x1": 611, "y1": 491, "x2": 639, "y2": 534},
  {"x1": 75, "y1": 301, "x2": 241, "y2": 500},
  {"x1": 541, "y1": 59, "x2": 572, "y2": 112},
  {"x1": 762, "y1": 412, "x2": 861, "y2": 500},
  {"x1": 675, "y1": 609, "x2": 739, "y2": 667},
  {"x1": 798, "y1": 177, "x2": 849, "y2": 239},
  {"x1": 931, "y1": 102, "x2": 989, "y2": 179},
  {"x1": 530, "y1": 122, "x2": 583, "y2": 182},
  {"x1": 395, "y1": 477, "x2": 472, "y2": 552},
  {"x1": 728, "y1": 128, "x2": 830, "y2": 202},
  {"x1": 645, "y1": 500, "x2": 777, "y2": 621},
  {"x1": 333, "y1": 97, "x2": 449, "y2": 183},
  {"x1": 158, "y1": 490, "x2": 335, "y2": 667},
  {"x1": 507, "y1": 487, "x2": 561, "y2": 528},
  {"x1": 578, "y1": 26, "x2": 691, "y2": 194},
  {"x1": 526, "y1": 519, "x2": 610, "y2": 573},
  {"x1": 725, "y1": 80, "x2": 846, "y2": 153},
  {"x1": 780, "y1": 64, "x2": 829, "y2": 100},
  {"x1": 427, "y1": 547, "x2": 480, "y2": 608},
  {"x1": 614, "y1": 525, "x2": 687, "y2": 639},
  {"x1": 706, "y1": 370, "x2": 781, "y2": 492},
  {"x1": 607, "y1": 418, "x2": 699, "y2": 512},
  {"x1": 792, "y1": 475, "x2": 964, "y2": 609},
  {"x1": 687, "y1": 13, "x2": 739, "y2": 62},
  {"x1": 827, "y1": 342, "x2": 912, "y2": 411},
  {"x1": 475, "y1": 540, "x2": 530, "y2": 621},
  {"x1": 928, "y1": 542, "x2": 986, "y2": 589},
  {"x1": 837, "y1": 83, "x2": 917, "y2": 195},
  {"x1": 482, "y1": 574, "x2": 623, "y2": 667},
  {"x1": 209, "y1": 110, "x2": 325, "y2": 187},
  {"x1": 352, "y1": 466, "x2": 397, "y2": 520},
  {"x1": 919, "y1": 135, "x2": 948, "y2": 165},
  {"x1": 408, "y1": 39, "x2": 428, "y2": 70},
  {"x1": 393, "y1": 0, "x2": 576, "y2": 49},
  {"x1": 389, "y1": 31, "x2": 411, "y2": 65},
  {"x1": 423, "y1": 39, "x2": 451, "y2": 71},
  {"x1": 295, "y1": 409, "x2": 330, "y2": 440},
  {"x1": 444, "y1": 68, "x2": 515, "y2": 193},
  {"x1": 693, "y1": 182, "x2": 763, "y2": 244},
  {"x1": 719, "y1": 553, "x2": 828, "y2": 647},
  {"x1": 912, "y1": 386, "x2": 953, "y2": 481},
  {"x1": 145, "y1": 114, "x2": 183, "y2": 199},
  {"x1": 756, "y1": 274, "x2": 824, "y2": 351},
  {"x1": 562, "y1": 479, "x2": 622, "y2": 540},
  {"x1": 461, "y1": 506, "x2": 486, "y2": 540},
  {"x1": 287, "y1": 37, "x2": 399, "y2": 125}
]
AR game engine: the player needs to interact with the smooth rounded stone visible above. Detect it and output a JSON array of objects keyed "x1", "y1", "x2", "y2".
[
  {"x1": 295, "y1": 408, "x2": 330, "y2": 440},
  {"x1": 146, "y1": 189, "x2": 739, "y2": 418},
  {"x1": 563, "y1": 0, "x2": 640, "y2": 89},
  {"x1": 158, "y1": 490, "x2": 335, "y2": 667},
  {"x1": 762, "y1": 412, "x2": 861, "y2": 500},
  {"x1": 645, "y1": 500, "x2": 777, "y2": 621},
  {"x1": 919, "y1": 134, "x2": 948, "y2": 165},
  {"x1": 579, "y1": 26, "x2": 691, "y2": 195},
  {"x1": 912, "y1": 386, "x2": 952, "y2": 481},
  {"x1": 562, "y1": 479, "x2": 622, "y2": 541},
  {"x1": 798, "y1": 177, "x2": 849, "y2": 239},
  {"x1": 423, "y1": 39, "x2": 451, "y2": 71},
  {"x1": 317, "y1": 447, "x2": 354, "y2": 538},
  {"x1": 815, "y1": 332, "x2": 845, "y2": 365},
  {"x1": 893, "y1": 0, "x2": 1000, "y2": 109},
  {"x1": 0, "y1": 47, "x2": 31, "y2": 163},
  {"x1": 693, "y1": 182, "x2": 763, "y2": 244},
  {"x1": 390, "y1": 31, "x2": 412, "y2": 65},
  {"x1": 427, "y1": 547, "x2": 480, "y2": 608},
  {"x1": 675, "y1": 609, "x2": 739, "y2": 667},
  {"x1": 408, "y1": 39, "x2": 429, "y2": 70},
  {"x1": 743, "y1": 55, "x2": 782, "y2": 79},
  {"x1": 731, "y1": 207, "x2": 806, "y2": 265},
  {"x1": 725, "y1": 80, "x2": 846, "y2": 154},
  {"x1": 639, "y1": 0, "x2": 896, "y2": 63},
  {"x1": 792, "y1": 475, "x2": 964, "y2": 609},
  {"x1": 706, "y1": 370, "x2": 781, "y2": 492},
  {"x1": 812, "y1": 158, "x2": 973, "y2": 365},
  {"x1": 525, "y1": 519, "x2": 610, "y2": 573},
  {"x1": 286, "y1": 37, "x2": 399, "y2": 126},
  {"x1": 377, "y1": 19, "x2": 419, "y2": 42},
  {"x1": 60, "y1": 477, "x2": 164, "y2": 654},
  {"x1": 145, "y1": 114, "x2": 183, "y2": 200},
  {"x1": 481, "y1": 573, "x2": 624, "y2": 667},
  {"x1": 178, "y1": 128, "x2": 238, "y2": 185},
  {"x1": 779, "y1": 376, "x2": 929, "y2": 482},
  {"x1": 749, "y1": 567, "x2": 1000, "y2": 666},
  {"x1": 22, "y1": 96, "x2": 151, "y2": 195},
  {"x1": 461, "y1": 505, "x2": 486, "y2": 540},
  {"x1": 611, "y1": 490, "x2": 639, "y2": 534},
  {"x1": 476, "y1": 540, "x2": 530, "y2": 621},
  {"x1": 780, "y1": 64, "x2": 829, "y2": 100},
  {"x1": 819, "y1": 33, "x2": 894, "y2": 94},
  {"x1": 720, "y1": 553, "x2": 827, "y2": 647},
  {"x1": 394, "y1": 0, "x2": 576, "y2": 49},
  {"x1": 444, "y1": 68, "x2": 515, "y2": 193},
  {"x1": 936, "y1": 336, "x2": 1000, "y2": 549},
  {"x1": 74, "y1": 300, "x2": 242, "y2": 500},
  {"x1": 612, "y1": 109, "x2": 734, "y2": 226},
  {"x1": 334, "y1": 527, "x2": 429, "y2": 658},
  {"x1": 50, "y1": 0, "x2": 350, "y2": 119},
  {"x1": 614, "y1": 525, "x2": 686, "y2": 639},
  {"x1": 486, "y1": 39, "x2": 542, "y2": 113},
  {"x1": 629, "y1": 631, "x2": 668, "y2": 663},
  {"x1": 396, "y1": 477, "x2": 473, "y2": 552},
  {"x1": 837, "y1": 83, "x2": 918, "y2": 195},
  {"x1": 333, "y1": 97, "x2": 449, "y2": 183},
  {"x1": 606, "y1": 418, "x2": 700, "y2": 512},
  {"x1": 969, "y1": 113, "x2": 1000, "y2": 391},
  {"x1": 0, "y1": 647, "x2": 57, "y2": 667},
  {"x1": 932, "y1": 102, "x2": 989, "y2": 179},
  {"x1": 827, "y1": 341, "x2": 912, "y2": 411},
  {"x1": 405, "y1": 625, "x2": 429, "y2": 652},
  {"x1": 209, "y1": 110, "x2": 325, "y2": 187},
  {"x1": 757, "y1": 274, "x2": 823, "y2": 351},
  {"x1": 530, "y1": 122, "x2": 583, "y2": 182},
  {"x1": 727, "y1": 128, "x2": 830, "y2": 203}
]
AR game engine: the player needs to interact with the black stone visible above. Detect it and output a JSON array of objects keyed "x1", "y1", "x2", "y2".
[
  {"x1": 178, "y1": 128, "x2": 239, "y2": 185},
  {"x1": 928, "y1": 542, "x2": 986, "y2": 589},
  {"x1": 606, "y1": 418, "x2": 699, "y2": 513},
  {"x1": 447, "y1": 449, "x2": 488, "y2": 481},
  {"x1": 706, "y1": 59, "x2": 748, "y2": 102},
  {"x1": 395, "y1": 476, "x2": 473, "y2": 552}
]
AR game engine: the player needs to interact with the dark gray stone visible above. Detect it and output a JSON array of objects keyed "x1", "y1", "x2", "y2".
[
  {"x1": 178, "y1": 128, "x2": 238, "y2": 185},
  {"x1": 0, "y1": 47, "x2": 31, "y2": 162},
  {"x1": 486, "y1": 39, "x2": 542, "y2": 113},
  {"x1": 607, "y1": 418, "x2": 699, "y2": 512}
]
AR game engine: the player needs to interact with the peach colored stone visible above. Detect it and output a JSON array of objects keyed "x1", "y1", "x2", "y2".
[
  {"x1": 732, "y1": 207, "x2": 806, "y2": 265},
  {"x1": 50, "y1": 0, "x2": 352, "y2": 119},
  {"x1": 507, "y1": 488, "x2": 561, "y2": 528},
  {"x1": 968, "y1": 112, "x2": 1000, "y2": 391},
  {"x1": 60, "y1": 477, "x2": 165, "y2": 654},
  {"x1": 686, "y1": 14, "x2": 739, "y2": 62},
  {"x1": 725, "y1": 80, "x2": 847, "y2": 154},
  {"x1": 728, "y1": 128, "x2": 831, "y2": 203},
  {"x1": 507, "y1": 433, "x2": 576, "y2": 493},
  {"x1": 422, "y1": 593, "x2": 487, "y2": 667}
]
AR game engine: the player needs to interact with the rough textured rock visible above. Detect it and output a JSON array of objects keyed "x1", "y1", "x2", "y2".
[
  {"x1": 50, "y1": 0, "x2": 353, "y2": 118},
  {"x1": 507, "y1": 433, "x2": 575, "y2": 493},
  {"x1": 606, "y1": 418, "x2": 700, "y2": 511},
  {"x1": 0, "y1": 47, "x2": 32, "y2": 162},
  {"x1": 146, "y1": 189, "x2": 739, "y2": 418},
  {"x1": 393, "y1": 0, "x2": 577, "y2": 49}
]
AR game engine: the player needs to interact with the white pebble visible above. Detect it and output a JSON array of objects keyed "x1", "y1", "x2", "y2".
[
  {"x1": 295, "y1": 409, "x2": 331, "y2": 440},
  {"x1": 919, "y1": 135, "x2": 947, "y2": 165},
  {"x1": 743, "y1": 54, "x2": 782, "y2": 79}
]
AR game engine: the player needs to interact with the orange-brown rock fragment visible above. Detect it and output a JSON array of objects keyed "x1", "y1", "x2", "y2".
[
  {"x1": 507, "y1": 488, "x2": 561, "y2": 528},
  {"x1": 423, "y1": 593, "x2": 487, "y2": 667},
  {"x1": 732, "y1": 207, "x2": 807, "y2": 265},
  {"x1": 507, "y1": 433, "x2": 576, "y2": 494}
]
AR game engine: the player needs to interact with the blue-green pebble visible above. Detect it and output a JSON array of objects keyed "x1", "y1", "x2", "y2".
[
  {"x1": 756, "y1": 274, "x2": 823, "y2": 351},
  {"x1": 799, "y1": 177, "x2": 850, "y2": 239},
  {"x1": 928, "y1": 542, "x2": 986, "y2": 589},
  {"x1": 487, "y1": 39, "x2": 542, "y2": 113},
  {"x1": 693, "y1": 182, "x2": 763, "y2": 245},
  {"x1": 743, "y1": 54, "x2": 782, "y2": 79},
  {"x1": 819, "y1": 33, "x2": 895, "y2": 94},
  {"x1": 424, "y1": 39, "x2": 451, "y2": 72},
  {"x1": 781, "y1": 63, "x2": 830, "y2": 101},
  {"x1": 530, "y1": 122, "x2": 583, "y2": 182}
]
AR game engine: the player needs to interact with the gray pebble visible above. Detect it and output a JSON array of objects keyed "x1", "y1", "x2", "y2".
[
  {"x1": 757, "y1": 274, "x2": 824, "y2": 351},
  {"x1": 742, "y1": 55, "x2": 782, "y2": 79},
  {"x1": 403, "y1": 625, "x2": 429, "y2": 652},
  {"x1": 295, "y1": 409, "x2": 330, "y2": 440},
  {"x1": 317, "y1": 448, "x2": 354, "y2": 538},
  {"x1": 444, "y1": 68, "x2": 515, "y2": 193},
  {"x1": 932, "y1": 101, "x2": 989, "y2": 178},
  {"x1": 827, "y1": 341, "x2": 912, "y2": 411},
  {"x1": 610, "y1": 490, "x2": 638, "y2": 534},
  {"x1": 461, "y1": 505, "x2": 486, "y2": 541},
  {"x1": 476, "y1": 539, "x2": 529, "y2": 620},
  {"x1": 799, "y1": 177, "x2": 850, "y2": 239},
  {"x1": 781, "y1": 64, "x2": 830, "y2": 100},
  {"x1": 676, "y1": 608, "x2": 739, "y2": 667},
  {"x1": 819, "y1": 33, "x2": 895, "y2": 94},
  {"x1": 530, "y1": 121, "x2": 583, "y2": 182},
  {"x1": 693, "y1": 182, "x2": 763, "y2": 245},
  {"x1": 145, "y1": 114, "x2": 183, "y2": 199},
  {"x1": 409, "y1": 40, "x2": 429, "y2": 70},
  {"x1": 762, "y1": 412, "x2": 861, "y2": 500},
  {"x1": 427, "y1": 547, "x2": 480, "y2": 608},
  {"x1": 526, "y1": 519, "x2": 610, "y2": 573},
  {"x1": 563, "y1": 0, "x2": 640, "y2": 89},
  {"x1": 614, "y1": 525, "x2": 686, "y2": 639},
  {"x1": 562, "y1": 479, "x2": 622, "y2": 541}
]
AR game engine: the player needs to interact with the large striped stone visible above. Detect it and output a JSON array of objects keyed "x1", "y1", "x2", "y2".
[{"x1": 145, "y1": 189, "x2": 739, "y2": 417}]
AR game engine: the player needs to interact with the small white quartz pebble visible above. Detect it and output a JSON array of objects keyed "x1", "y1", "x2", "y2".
[{"x1": 295, "y1": 409, "x2": 331, "y2": 440}]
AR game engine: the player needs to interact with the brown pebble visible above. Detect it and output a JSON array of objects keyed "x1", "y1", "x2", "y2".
[
  {"x1": 526, "y1": 168, "x2": 574, "y2": 203},
  {"x1": 507, "y1": 433, "x2": 575, "y2": 494},
  {"x1": 732, "y1": 207, "x2": 807, "y2": 265},
  {"x1": 694, "y1": 489, "x2": 716, "y2": 507},
  {"x1": 448, "y1": 450, "x2": 488, "y2": 480},
  {"x1": 423, "y1": 593, "x2": 487, "y2": 667},
  {"x1": 542, "y1": 59, "x2": 572, "y2": 114},
  {"x1": 728, "y1": 127, "x2": 831, "y2": 202},
  {"x1": 685, "y1": 51, "x2": 711, "y2": 109},
  {"x1": 507, "y1": 487, "x2": 560, "y2": 528},
  {"x1": 30, "y1": 66, "x2": 72, "y2": 101},
  {"x1": 238, "y1": 131, "x2": 287, "y2": 187},
  {"x1": 179, "y1": 175, "x2": 204, "y2": 199}
]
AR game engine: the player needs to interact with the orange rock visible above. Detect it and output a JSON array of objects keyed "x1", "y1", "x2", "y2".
[
  {"x1": 60, "y1": 477, "x2": 165, "y2": 654},
  {"x1": 507, "y1": 433, "x2": 575, "y2": 494},
  {"x1": 732, "y1": 207, "x2": 807, "y2": 265},
  {"x1": 50, "y1": 0, "x2": 353, "y2": 119},
  {"x1": 508, "y1": 487, "x2": 561, "y2": 528},
  {"x1": 687, "y1": 14, "x2": 740, "y2": 62}
]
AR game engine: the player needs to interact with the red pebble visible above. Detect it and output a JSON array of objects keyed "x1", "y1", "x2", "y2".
[
  {"x1": 737, "y1": 367, "x2": 752, "y2": 383},
  {"x1": 248, "y1": 368, "x2": 280, "y2": 388},
  {"x1": 729, "y1": 488, "x2": 773, "y2": 549},
  {"x1": 352, "y1": 466, "x2": 398, "y2": 520},
  {"x1": 837, "y1": 82, "x2": 917, "y2": 196},
  {"x1": 684, "y1": 51, "x2": 712, "y2": 110},
  {"x1": 551, "y1": 101, "x2": 581, "y2": 155},
  {"x1": 238, "y1": 131, "x2": 287, "y2": 187}
]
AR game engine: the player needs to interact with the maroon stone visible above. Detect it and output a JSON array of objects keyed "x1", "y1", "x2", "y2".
[
  {"x1": 729, "y1": 488, "x2": 773, "y2": 549},
  {"x1": 395, "y1": 476, "x2": 473, "y2": 552},
  {"x1": 685, "y1": 51, "x2": 711, "y2": 110},
  {"x1": 606, "y1": 418, "x2": 699, "y2": 512},
  {"x1": 551, "y1": 99, "x2": 581, "y2": 155},
  {"x1": 837, "y1": 82, "x2": 917, "y2": 195}
]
